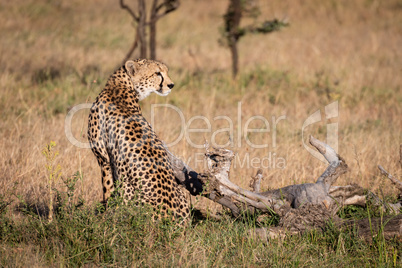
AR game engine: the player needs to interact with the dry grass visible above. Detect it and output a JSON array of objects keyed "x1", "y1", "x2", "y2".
[
  {"x1": 0, "y1": 0, "x2": 401, "y2": 266},
  {"x1": 0, "y1": 0, "x2": 401, "y2": 218}
]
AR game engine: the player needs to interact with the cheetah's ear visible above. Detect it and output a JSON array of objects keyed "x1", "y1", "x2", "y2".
[{"x1": 125, "y1": 60, "x2": 137, "y2": 76}]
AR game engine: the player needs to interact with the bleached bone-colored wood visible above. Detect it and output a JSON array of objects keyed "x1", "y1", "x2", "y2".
[
  {"x1": 166, "y1": 135, "x2": 401, "y2": 239},
  {"x1": 166, "y1": 135, "x2": 400, "y2": 220},
  {"x1": 166, "y1": 136, "x2": 348, "y2": 215}
]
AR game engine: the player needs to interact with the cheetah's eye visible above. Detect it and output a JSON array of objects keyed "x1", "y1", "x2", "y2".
[{"x1": 155, "y1": 72, "x2": 162, "y2": 76}]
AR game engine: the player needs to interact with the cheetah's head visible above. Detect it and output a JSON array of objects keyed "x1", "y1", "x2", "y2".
[{"x1": 125, "y1": 59, "x2": 174, "y2": 101}]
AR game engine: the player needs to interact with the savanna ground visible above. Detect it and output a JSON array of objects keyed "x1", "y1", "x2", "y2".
[{"x1": 0, "y1": 0, "x2": 401, "y2": 266}]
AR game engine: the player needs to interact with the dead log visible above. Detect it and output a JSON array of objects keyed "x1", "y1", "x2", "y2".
[
  {"x1": 329, "y1": 184, "x2": 367, "y2": 207},
  {"x1": 259, "y1": 136, "x2": 349, "y2": 214},
  {"x1": 165, "y1": 143, "x2": 244, "y2": 215},
  {"x1": 331, "y1": 153, "x2": 402, "y2": 214},
  {"x1": 166, "y1": 136, "x2": 401, "y2": 240},
  {"x1": 329, "y1": 184, "x2": 401, "y2": 214},
  {"x1": 253, "y1": 148, "x2": 402, "y2": 241},
  {"x1": 167, "y1": 136, "x2": 349, "y2": 216}
]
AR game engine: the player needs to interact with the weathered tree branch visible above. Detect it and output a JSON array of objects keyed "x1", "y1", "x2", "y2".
[
  {"x1": 166, "y1": 135, "x2": 401, "y2": 240},
  {"x1": 258, "y1": 136, "x2": 348, "y2": 213},
  {"x1": 378, "y1": 165, "x2": 402, "y2": 193},
  {"x1": 167, "y1": 136, "x2": 348, "y2": 216}
]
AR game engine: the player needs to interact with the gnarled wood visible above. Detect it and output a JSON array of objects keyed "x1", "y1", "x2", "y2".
[
  {"x1": 167, "y1": 136, "x2": 349, "y2": 215},
  {"x1": 166, "y1": 136, "x2": 401, "y2": 239}
]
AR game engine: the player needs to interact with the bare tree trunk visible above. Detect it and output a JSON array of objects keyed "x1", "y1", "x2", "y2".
[
  {"x1": 138, "y1": 0, "x2": 147, "y2": 59},
  {"x1": 230, "y1": 41, "x2": 239, "y2": 78},
  {"x1": 149, "y1": 0, "x2": 158, "y2": 60},
  {"x1": 120, "y1": 0, "x2": 179, "y2": 62},
  {"x1": 224, "y1": 0, "x2": 242, "y2": 78}
]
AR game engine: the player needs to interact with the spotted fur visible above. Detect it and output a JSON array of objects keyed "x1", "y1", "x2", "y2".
[{"x1": 88, "y1": 59, "x2": 189, "y2": 222}]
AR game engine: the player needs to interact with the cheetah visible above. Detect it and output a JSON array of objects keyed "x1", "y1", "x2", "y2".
[{"x1": 88, "y1": 59, "x2": 189, "y2": 223}]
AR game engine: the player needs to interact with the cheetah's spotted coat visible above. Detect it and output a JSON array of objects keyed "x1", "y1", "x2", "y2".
[{"x1": 88, "y1": 59, "x2": 189, "y2": 222}]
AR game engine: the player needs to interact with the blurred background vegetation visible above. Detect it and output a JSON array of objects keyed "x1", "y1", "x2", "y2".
[
  {"x1": 0, "y1": 0, "x2": 401, "y2": 265},
  {"x1": 1, "y1": 0, "x2": 401, "y2": 206}
]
